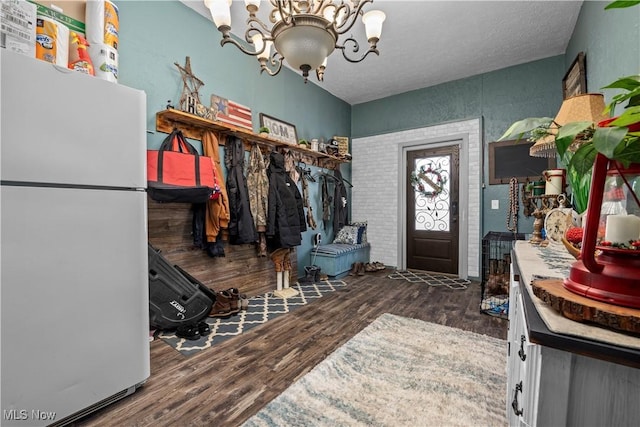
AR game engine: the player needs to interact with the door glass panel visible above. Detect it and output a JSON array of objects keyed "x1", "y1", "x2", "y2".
[{"x1": 411, "y1": 155, "x2": 451, "y2": 231}]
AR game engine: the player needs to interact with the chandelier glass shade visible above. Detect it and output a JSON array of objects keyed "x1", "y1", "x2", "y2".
[{"x1": 204, "y1": 0, "x2": 386, "y2": 82}]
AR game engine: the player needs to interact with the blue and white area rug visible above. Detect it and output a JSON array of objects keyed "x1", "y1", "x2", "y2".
[
  {"x1": 157, "y1": 280, "x2": 347, "y2": 356},
  {"x1": 243, "y1": 313, "x2": 507, "y2": 427},
  {"x1": 388, "y1": 269, "x2": 471, "y2": 289}
]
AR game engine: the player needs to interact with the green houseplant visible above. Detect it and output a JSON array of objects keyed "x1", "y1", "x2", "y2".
[{"x1": 500, "y1": 75, "x2": 640, "y2": 211}]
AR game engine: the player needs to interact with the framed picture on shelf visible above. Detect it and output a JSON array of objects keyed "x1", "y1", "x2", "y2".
[
  {"x1": 562, "y1": 52, "x2": 586, "y2": 99},
  {"x1": 259, "y1": 113, "x2": 298, "y2": 145}
]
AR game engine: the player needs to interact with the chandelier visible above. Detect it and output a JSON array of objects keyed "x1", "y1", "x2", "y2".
[{"x1": 204, "y1": 0, "x2": 386, "y2": 82}]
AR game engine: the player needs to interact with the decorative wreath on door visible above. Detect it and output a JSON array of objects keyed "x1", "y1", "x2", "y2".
[{"x1": 410, "y1": 163, "x2": 447, "y2": 199}]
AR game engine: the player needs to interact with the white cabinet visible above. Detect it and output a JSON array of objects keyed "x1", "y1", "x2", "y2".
[
  {"x1": 506, "y1": 256, "x2": 640, "y2": 427},
  {"x1": 507, "y1": 276, "x2": 571, "y2": 426}
]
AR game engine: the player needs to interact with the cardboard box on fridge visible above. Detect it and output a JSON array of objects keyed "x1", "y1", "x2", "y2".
[
  {"x1": 32, "y1": 0, "x2": 86, "y2": 34},
  {"x1": 34, "y1": 1, "x2": 86, "y2": 26},
  {"x1": 1, "y1": 0, "x2": 37, "y2": 57}
]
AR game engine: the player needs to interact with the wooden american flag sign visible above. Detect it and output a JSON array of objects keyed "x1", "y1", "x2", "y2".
[{"x1": 211, "y1": 94, "x2": 252, "y2": 130}]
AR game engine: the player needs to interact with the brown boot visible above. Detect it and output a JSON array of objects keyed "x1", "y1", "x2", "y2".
[
  {"x1": 208, "y1": 290, "x2": 239, "y2": 317},
  {"x1": 270, "y1": 248, "x2": 287, "y2": 272},
  {"x1": 282, "y1": 249, "x2": 293, "y2": 272},
  {"x1": 226, "y1": 288, "x2": 244, "y2": 312},
  {"x1": 349, "y1": 262, "x2": 361, "y2": 276},
  {"x1": 357, "y1": 262, "x2": 365, "y2": 276}
]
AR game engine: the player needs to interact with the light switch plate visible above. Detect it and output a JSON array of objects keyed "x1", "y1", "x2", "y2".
[{"x1": 491, "y1": 200, "x2": 499, "y2": 210}]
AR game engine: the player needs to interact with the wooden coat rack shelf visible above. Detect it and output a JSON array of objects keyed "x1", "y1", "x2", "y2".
[{"x1": 156, "y1": 109, "x2": 347, "y2": 169}]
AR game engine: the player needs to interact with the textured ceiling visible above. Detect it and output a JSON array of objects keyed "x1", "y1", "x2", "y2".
[{"x1": 183, "y1": 0, "x2": 583, "y2": 105}]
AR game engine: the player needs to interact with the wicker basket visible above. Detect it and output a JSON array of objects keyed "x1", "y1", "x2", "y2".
[{"x1": 333, "y1": 136, "x2": 349, "y2": 156}]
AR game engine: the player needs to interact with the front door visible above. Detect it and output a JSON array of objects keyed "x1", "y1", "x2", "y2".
[{"x1": 406, "y1": 145, "x2": 459, "y2": 274}]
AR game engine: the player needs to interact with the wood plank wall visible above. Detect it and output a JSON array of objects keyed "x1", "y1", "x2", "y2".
[{"x1": 147, "y1": 196, "x2": 296, "y2": 298}]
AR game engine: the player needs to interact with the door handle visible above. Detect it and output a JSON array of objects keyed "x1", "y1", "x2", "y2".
[
  {"x1": 518, "y1": 335, "x2": 527, "y2": 361},
  {"x1": 511, "y1": 381, "x2": 524, "y2": 416},
  {"x1": 451, "y1": 201, "x2": 458, "y2": 222}
]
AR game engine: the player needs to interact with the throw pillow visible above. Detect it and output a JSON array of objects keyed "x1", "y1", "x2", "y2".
[
  {"x1": 333, "y1": 225, "x2": 359, "y2": 245},
  {"x1": 350, "y1": 221, "x2": 368, "y2": 244}
]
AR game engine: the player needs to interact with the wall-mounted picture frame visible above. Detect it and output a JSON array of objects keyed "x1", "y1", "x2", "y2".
[
  {"x1": 488, "y1": 139, "x2": 556, "y2": 185},
  {"x1": 562, "y1": 52, "x2": 586, "y2": 99},
  {"x1": 259, "y1": 113, "x2": 298, "y2": 145}
]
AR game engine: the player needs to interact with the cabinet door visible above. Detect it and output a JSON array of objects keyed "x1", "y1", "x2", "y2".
[
  {"x1": 518, "y1": 299, "x2": 541, "y2": 427},
  {"x1": 506, "y1": 269, "x2": 525, "y2": 425}
]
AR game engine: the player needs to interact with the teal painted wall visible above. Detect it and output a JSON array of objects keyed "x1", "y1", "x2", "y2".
[
  {"x1": 117, "y1": 1, "x2": 351, "y2": 277},
  {"x1": 565, "y1": 1, "x2": 640, "y2": 109},
  {"x1": 352, "y1": 56, "x2": 566, "y2": 236}
]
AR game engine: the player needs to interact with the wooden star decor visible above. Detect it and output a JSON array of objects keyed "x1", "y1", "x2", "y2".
[{"x1": 174, "y1": 56, "x2": 214, "y2": 119}]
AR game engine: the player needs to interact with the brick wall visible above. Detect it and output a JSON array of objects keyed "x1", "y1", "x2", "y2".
[{"x1": 352, "y1": 119, "x2": 481, "y2": 279}]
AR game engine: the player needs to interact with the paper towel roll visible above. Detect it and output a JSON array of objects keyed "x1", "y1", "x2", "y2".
[
  {"x1": 35, "y1": 15, "x2": 69, "y2": 66},
  {"x1": 88, "y1": 43, "x2": 118, "y2": 83},
  {"x1": 86, "y1": 0, "x2": 119, "y2": 50}
]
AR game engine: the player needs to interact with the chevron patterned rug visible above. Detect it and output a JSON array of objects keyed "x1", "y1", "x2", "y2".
[
  {"x1": 388, "y1": 269, "x2": 471, "y2": 289},
  {"x1": 157, "y1": 280, "x2": 348, "y2": 356},
  {"x1": 243, "y1": 313, "x2": 507, "y2": 426}
]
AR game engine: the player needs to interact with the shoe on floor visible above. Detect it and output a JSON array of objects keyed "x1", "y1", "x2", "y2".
[
  {"x1": 349, "y1": 262, "x2": 361, "y2": 276},
  {"x1": 364, "y1": 262, "x2": 377, "y2": 272},
  {"x1": 176, "y1": 324, "x2": 200, "y2": 341},
  {"x1": 197, "y1": 321, "x2": 211, "y2": 335},
  {"x1": 208, "y1": 290, "x2": 239, "y2": 317}
]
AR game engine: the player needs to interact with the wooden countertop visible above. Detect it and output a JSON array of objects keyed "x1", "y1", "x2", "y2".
[{"x1": 513, "y1": 240, "x2": 640, "y2": 369}]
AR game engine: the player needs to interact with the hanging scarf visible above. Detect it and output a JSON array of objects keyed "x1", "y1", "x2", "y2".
[
  {"x1": 322, "y1": 175, "x2": 332, "y2": 228},
  {"x1": 283, "y1": 150, "x2": 300, "y2": 183},
  {"x1": 300, "y1": 172, "x2": 317, "y2": 230},
  {"x1": 246, "y1": 143, "x2": 269, "y2": 232}
]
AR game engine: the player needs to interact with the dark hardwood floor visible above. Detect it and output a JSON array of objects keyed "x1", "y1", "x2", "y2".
[{"x1": 76, "y1": 270, "x2": 507, "y2": 427}]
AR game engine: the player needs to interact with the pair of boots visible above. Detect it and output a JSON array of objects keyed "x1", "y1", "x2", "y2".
[
  {"x1": 175, "y1": 321, "x2": 210, "y2": 341},
  {"x1": 206, "y1": 240, "x2": 226, "y2": 257},
  {"x1": 208, "y1": 287, "x2": 249, "y2": 317},
  {"x1": 301, "y1": 265, "x2": 321, "y2": 283},
  {"x1": 349, "y1": 262, "x2": 366, "y2": 276}
]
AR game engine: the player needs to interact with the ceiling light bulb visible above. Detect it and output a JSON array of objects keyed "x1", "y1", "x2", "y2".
[
  {"x1": 252, "y1": 34, "x2": 271, "y2": 59},
  {"x1": 205, "y1": 0, "x2": 232, "y2": 28},
  {"x1": 322, "y1": 5, "x2": 336, "y2": 22},
  {"x1": 335, "y1": 7, "x2": 347, "y2": 26},
  {"x1": 362, "y1": 10, "x2": 385, "y2": 40},
  {"x1": 261, "y1": 41, "x2": 273, "y2": 60}
]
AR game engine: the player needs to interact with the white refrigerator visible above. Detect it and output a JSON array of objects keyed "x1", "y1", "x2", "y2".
[{"x1": 0, "y1": 50, "x2": 150, "y2": 426}]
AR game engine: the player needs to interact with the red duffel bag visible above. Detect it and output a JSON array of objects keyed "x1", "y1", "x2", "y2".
[{"x1": 147, "y1": 129, "x2": 217, "y2": 203}]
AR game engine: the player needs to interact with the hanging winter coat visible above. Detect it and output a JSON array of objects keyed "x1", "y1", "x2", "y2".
[
  {"x1": 225, "y1": 136, "x2": 257, "y2": 244},
  {"x1": 266, "y1": 151, "x2": 307, "y2": 249},
  {"x1": 202, "y1": 131, "x2": 230, "y2": 242},
  {"x1": 332, "y1": 168, "x2": 348, "y2": 232}
]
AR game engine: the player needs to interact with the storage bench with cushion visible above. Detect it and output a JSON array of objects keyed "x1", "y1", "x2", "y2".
[{"x1": 313, "y1": 242, "x2": 371, "y2": 278}]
